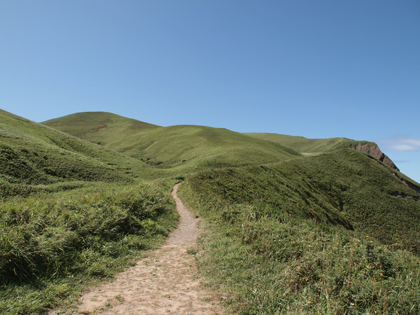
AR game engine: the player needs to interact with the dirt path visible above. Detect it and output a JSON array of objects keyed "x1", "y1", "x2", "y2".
[{"x1": 75, "y1": 183, "x2": 225, "y2": 315}]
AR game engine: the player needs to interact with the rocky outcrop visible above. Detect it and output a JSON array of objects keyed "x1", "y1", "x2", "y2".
[
  {"x1": 351, "y1": 143, "x2": 420, "y2": 194},
  {"x1": 352, "y1": 143, "x2": 399, "y2": 171},
  {"x1": 392, "y1": 172, "x2": 420, "y2": 194}
]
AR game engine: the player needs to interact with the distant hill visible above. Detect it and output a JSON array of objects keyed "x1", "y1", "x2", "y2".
[
  {"x1": 43, "y1": 112, "x2": 302, "y2": 171},
  {"x1": 246, "y1": 132, "x2": 399, "y2": 170},
  {"x1": 245, "y1": 133, "x2": 360, "y2": 153},
  {"x1": 43, "y1": 111, "x2": 159, "y2": 144},
  {"x1": 44, "y1": 112, "x2": 401, "y2": 174}
]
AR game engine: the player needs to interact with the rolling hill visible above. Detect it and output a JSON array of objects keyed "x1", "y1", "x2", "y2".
[
  {"x1": 2, "y1": 108, "x2": 420, "y2": 314},
  {"x1": 0, "y1": 109, "x2": 157, "y2": 197},
  {"x1": 43, "y1": 112, "x2": 302, "y2": 172},
  {"x1": 246, "y1": 132, "x2": 400, "y2": 170},
  {"x1": 245, "y1": 133, "x2": 358, "y2": 154},
  {"x1": 42, "y1": 111, "x2": 420, "y2": 249}
]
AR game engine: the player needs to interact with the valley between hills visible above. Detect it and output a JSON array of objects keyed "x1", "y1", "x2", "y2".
[{"x1": 1, "y1": 108, "x2": 420, "y2": 314}]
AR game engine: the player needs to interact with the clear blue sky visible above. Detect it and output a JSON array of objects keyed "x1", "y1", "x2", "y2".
[{"x1": 1, "y1": 0, "x2": 420, "y2": 182}]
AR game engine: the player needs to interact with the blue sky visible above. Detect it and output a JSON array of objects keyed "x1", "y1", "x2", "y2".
[{"x1": 1, "y1": 0, "x2": 420, "y2": 182}]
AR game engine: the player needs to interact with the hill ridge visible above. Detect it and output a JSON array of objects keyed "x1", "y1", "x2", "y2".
[
  {"x1": 42, "y1": 112, "x2": 302, "y2": 172},
  {"x1": 246, "y1": 132, "x2": 400, "y2": 171}
]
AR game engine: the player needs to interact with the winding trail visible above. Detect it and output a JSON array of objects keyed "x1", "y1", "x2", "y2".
[{"x1": 76, "y1": 183, "x2": 225, "y2": 314}]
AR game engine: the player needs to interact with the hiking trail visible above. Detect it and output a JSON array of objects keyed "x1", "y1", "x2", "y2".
[{"x1": 75, "y1": 183, "x2": 225, "y2": 314}]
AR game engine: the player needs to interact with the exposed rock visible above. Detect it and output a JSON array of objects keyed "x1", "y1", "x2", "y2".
[
  {"x1": 352, "y1": 143, "x2": 399, "y2": 171},
  {"x1": 352, "y1": 144, "x2": 420, "y2": 194},
  {"x1": 393, "y1": 172, "x2": 420, "y2": 194}
]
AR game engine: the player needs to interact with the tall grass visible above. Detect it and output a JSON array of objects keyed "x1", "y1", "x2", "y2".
[
  {"x1": 178, "y1": 154, "x2": 420, "y2": 314},
  {"x1": 0, "y1": 182, "x2": 178, "y2": 314},
  {"x1": 192, "y1": 215, "x2": 420, "y2": 314},
  {"x1": 4, "y1": 108, "x2": 420, "y2": 314},
  {"x1": 183, "y1": 150, "x2": 420, "y2": 253}
]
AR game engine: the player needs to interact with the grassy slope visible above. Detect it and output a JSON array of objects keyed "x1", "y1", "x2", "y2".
[
  {"x1": 178, "y1": 150, "x2": 420, "y2": 314},
  {"x1": 0, "y1": 109, "x2": 179, "y2": 314},
  {"x1": 0, "y1": 181, "x2": 178, "y2": 314},
  {"x1": 245, "y1": 132, "x2": 374, "y2": 154},
  {"x1": 0, "y1": 109, "x2": 158, "y2": 197},
  {"x1": 42, "y1": 111, "x2": 420, "y2": 248},
  {"x1": 5, "y1": 109, "x2": 420, "y2": 313},
  {"x1": 42, "y1": 111, "x2": 159, "y2": 147},
  {"x1": 43, "y1": 112, "x2": 302, "y2": 173},
  {"x1": 181, "y1": 149, "x2": 420, "y2": 251},
  {"x1": 121, "y1": 125, "x2": 301, "y2": 167}
]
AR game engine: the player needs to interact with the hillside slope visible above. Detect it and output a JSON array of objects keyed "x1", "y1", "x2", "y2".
[
  {"x1": 178, "y1": 149, "x2": 420, "y2": 313},
  {"x1": 182, "y1": 149, "x2": 420, "y2": 251},
  {"x1": 43, "y1": 112, "x2": 302, "y2": 171},
  {"x1": 3, "y1": 108, "x2": 420, "y2": 314},
  {"x1": 0, "y1": 109, "x2": 179, "y2": 314},
  {"x1": 246, "y1": 133, "x2": 399, "y2": 170},
  {"x1": 0, "y1": 109, "x2": 154, "y2": 197},
  {"x1": 43, "y1": 111, "x2": 159, "y2": 145}
]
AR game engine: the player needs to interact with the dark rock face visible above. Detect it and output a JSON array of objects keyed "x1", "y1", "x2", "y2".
[{"x1": 352, "y1": 144, "x2": 399, "y2": 171}]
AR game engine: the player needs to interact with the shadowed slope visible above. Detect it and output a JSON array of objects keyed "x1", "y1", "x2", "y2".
[{"x1": 178, "y1": 149, "x2": 420, "y2": 314}]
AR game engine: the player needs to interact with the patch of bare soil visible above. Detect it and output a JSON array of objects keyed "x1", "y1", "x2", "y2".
[{"x1": 73, "y1": 183, "x2": 225, "y2": 314}]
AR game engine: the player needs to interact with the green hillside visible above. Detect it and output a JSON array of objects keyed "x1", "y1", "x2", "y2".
[
  {"x1": 43, "y1": 112, "x2": 301, "y2": 171},
  {"x1": 43, "y1": 111, "x2": 159, "y2": 146},
  {"x1": 0, "y1": 109, "x2": 179, "y2": 313},
  {"x1": 116, "y1": 125, "x2": 301, "y2": 167},
  {"x1": 178, "y1": 149, "x2": 420, "y2": 314},
  {"x1": 0, "y1": 109, "x2": 160, "y2": 198},
  {"x1": 245, "y1": 132, "x2": 373, "y2": 155},
  {"x1": 181, "y1": 149, "x2": 420, "y2": 251},
  {"x1": 3, "y1": 109, "x2": 420, "y2": 314}
]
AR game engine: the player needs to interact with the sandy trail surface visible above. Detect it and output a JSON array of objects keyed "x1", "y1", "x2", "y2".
[{"x1": 75, "y1": 183, "x2": 225, "y2": 314}]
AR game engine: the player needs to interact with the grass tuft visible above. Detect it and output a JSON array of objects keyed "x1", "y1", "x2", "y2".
[{"x1": 0, "y1": 182, "x2": 178, "y2": 314}]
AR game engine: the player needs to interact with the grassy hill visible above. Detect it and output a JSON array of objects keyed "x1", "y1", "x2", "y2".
[
  {"x1": 245, "y1": 132, "x2": 373, "y2": 155},
  {"x1": 3, "y1": 109, "x2": 420, "y2": 314},
  {"x1": 180, "y1": 149, "x2": 420, "y2": 251},
  {"x1": 43, "y1": 112, "x2": 302, "y2": 172},
  {"x1": 42, "y1": 111, "x2": 159, "y2": 146},
  {"x1": 0, "y1": 109, "x2": 179, "y2": 313},
  {"x1": 178, "y1": 149, "x2": 420, "y2": 314},
  {"x1": 0, "y1": 109, "x2": 161, "y2": 198},
  {"x1": 41, "y1": 111, "x2": 420, "y2": 249}
]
